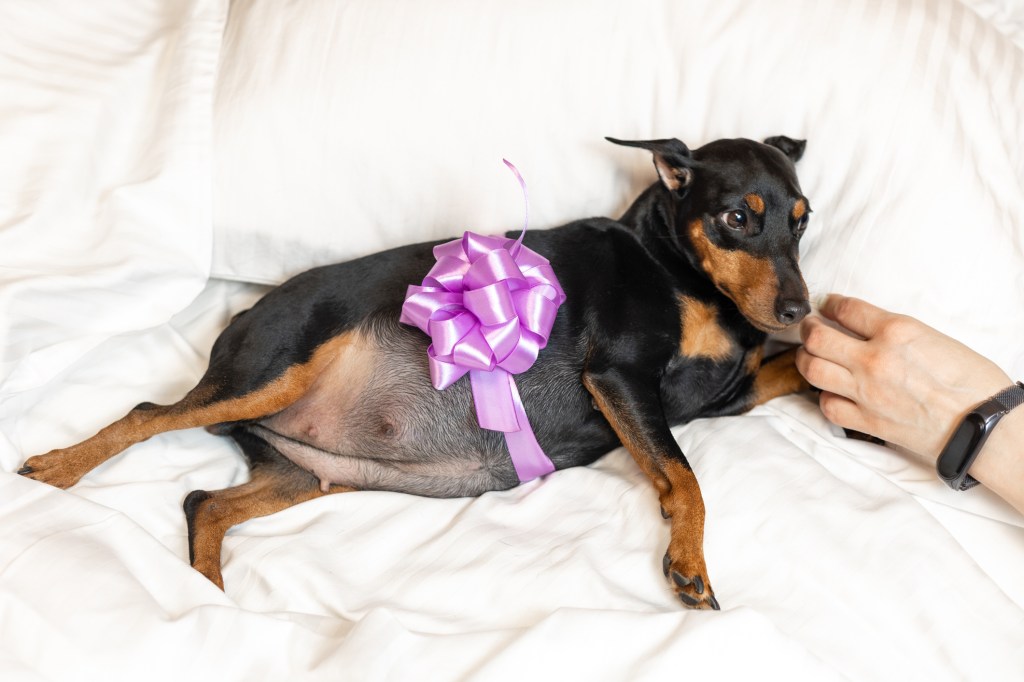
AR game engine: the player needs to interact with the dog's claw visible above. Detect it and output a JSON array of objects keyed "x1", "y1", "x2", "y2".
[
  {"x1": 671, "y1": 571, "x2": 691, "y2": 589},
  {"x1": 660, "y1": 505, "x2": 669, "y2": 519},
  {"x1": 17, "y1": 466, "x2": 33, "y2": 475},
  {"x1": 693, "y1": 575, "x2": 705, "y2": 595},
  {"x1": 708, "y1": 595, "x2": 721, "y2": 610},
  {"x1": 662, "y1": 552, "x2": 671, "y2": 577},
  {"x1": 679, "y1": 592, "x2": 700, "y2": 607}
]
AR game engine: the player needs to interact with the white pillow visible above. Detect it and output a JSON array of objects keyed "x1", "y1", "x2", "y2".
[
  {"x1": 212, "y1": 0, "x2": 1024, "y2": 379},
  {"x1": 0, "y1": 0, "x2": 224, "y2": 393}
]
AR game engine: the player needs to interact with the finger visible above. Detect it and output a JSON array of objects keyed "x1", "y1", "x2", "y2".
[
  {"x1": 819, "y1": 294, "x2": 892, "y2": 340},
  {"x1": 795, "y1": 347, "x2": 855, "y2": 397},
  {"x1": 818, "y1": 391, "x2": 870, "y2": 434},
  {"x1": 799, "y1": 316, "x2": 861, "y2": 369}
]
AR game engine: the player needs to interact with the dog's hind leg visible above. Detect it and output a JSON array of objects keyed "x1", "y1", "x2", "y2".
[
  {"x1": 19, "y1": 325, "x2": 363, "y2": 489},
  {"x1": 184, "y1": 426, "x2": 354, "y2": 590}
]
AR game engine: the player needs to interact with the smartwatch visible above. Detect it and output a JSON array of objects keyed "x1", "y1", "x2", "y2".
[{"x1": 936, "y1": 382, "x2": 1024, "y2": 491}]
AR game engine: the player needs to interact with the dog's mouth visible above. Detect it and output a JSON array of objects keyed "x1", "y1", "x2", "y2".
[
  {"x1": 749, "y1": 318, "x2": 791, "y2": 334},
  {"x1": 735, "y1": 296, "x2": 810, "y2": 334}
]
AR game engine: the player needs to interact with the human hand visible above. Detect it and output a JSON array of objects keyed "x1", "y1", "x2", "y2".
[{"x1": 794, "y1": 294, "x2": 1012, "y2": 463}]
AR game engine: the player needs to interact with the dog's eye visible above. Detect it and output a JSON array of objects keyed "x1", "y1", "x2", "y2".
[
  {"x1": 794, "y1": 214, "x2": 810, "y2": 237},
  {"x1": 720, "y1": 210, "x2": 747, "y2": 231}
]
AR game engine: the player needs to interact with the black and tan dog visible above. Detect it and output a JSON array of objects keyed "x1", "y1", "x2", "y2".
[{"x1": 19, "y1": 135, "x2": 812, "y2": 610}]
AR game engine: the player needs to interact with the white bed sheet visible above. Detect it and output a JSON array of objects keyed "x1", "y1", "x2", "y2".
[
  {"x1": 3, "y1": 0, "x2": 1024, "y2": 680},
  {"x1": 2, "y1": 279, "x2": 1022, "y2": 681}
]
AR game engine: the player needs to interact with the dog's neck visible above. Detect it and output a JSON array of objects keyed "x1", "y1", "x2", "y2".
[{"x1": 619, "y1": 184, "x2": 712, "y2": 291}]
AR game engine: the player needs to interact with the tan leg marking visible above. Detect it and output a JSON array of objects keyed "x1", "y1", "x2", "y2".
[
  {"x1": 582, "y1": 373, "x2": 670, "y2": 495},
  {"x1": 187, "y1": 472, "x2": 354, "y2": 590},
  {"x1": 750, "y1": 347, "x2": 810, "y2": 407},
  {"x1": 21, "y1": 332, "x2": 361, "y2": 489},
  {"x1": 660, "y1": 458, "x2": 716, "y2": 608},
  {"x1": 744, "y1": 346, "x2": 765, "y2": 374}
]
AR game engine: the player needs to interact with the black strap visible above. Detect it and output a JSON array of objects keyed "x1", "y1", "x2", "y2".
[{"x1": 959, "y1": 382, "x2": 1024, "y2": 491}]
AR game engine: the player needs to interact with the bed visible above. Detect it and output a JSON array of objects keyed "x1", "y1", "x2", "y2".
[{"x1": 2, "y1": 0, "x2": 1023, "y2": 679}]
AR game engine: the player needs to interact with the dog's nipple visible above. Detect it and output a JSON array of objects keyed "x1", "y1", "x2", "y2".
[{"x1": 320, "y1": 478, "x2": 331, "y2": 494}]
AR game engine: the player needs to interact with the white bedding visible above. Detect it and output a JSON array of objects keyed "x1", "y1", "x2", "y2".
[{"x1": 2, "y1": 0, "x2": 1024, "y2": 680}]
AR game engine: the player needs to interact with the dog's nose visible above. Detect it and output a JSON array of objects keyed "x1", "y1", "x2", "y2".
[{"x1": 775, "y1": 298, "x2": 811, "y2": 326}]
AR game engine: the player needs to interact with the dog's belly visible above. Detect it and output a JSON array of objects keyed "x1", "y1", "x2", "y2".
[
  {"x1": 258, "y1": 325, "x2": 517, "y2": 497},
  {"x1": 255, "y1": 320, "x2": 608, "y2": 497},
  {"x1": 250, "y1": 422, "x2": 504, "y2": 497},
  {"x1": 253, "y1": 315, "x2": 614, "y2": 497}
]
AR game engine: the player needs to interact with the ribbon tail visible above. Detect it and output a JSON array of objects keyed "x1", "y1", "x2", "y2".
[
  {"x1": 470, "y1": 368, "x2": 520, "y2": 432},
  {"x1": 469, "y1": 369, "x2": 555, "y2": 482},
  {"x1": 502, "y1": 378, "x2": 555, "y2": 482},
  {"x1": 502, "y1": 158, "x2": 529, "y2": 256}
]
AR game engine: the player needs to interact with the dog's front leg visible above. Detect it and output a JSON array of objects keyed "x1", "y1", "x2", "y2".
[{"x1": 583, "y1": 366, "x2": 720, "y2": 610}]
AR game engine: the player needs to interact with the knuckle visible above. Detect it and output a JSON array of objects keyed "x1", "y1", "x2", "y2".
[
  {"x1": 879, "y1": 315, "x2": 918, "y2": 342},
  {"x1": 861, "y1": 348, "x2": 883, "y2": 374}
]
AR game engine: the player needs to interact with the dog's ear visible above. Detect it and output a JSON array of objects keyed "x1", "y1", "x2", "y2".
[
  {"x1": 763, "y1": 136, "x2": 807, "y2": 163},
  {"x1": 606, "y1": 137, "x2": 694, "y2": 194}
]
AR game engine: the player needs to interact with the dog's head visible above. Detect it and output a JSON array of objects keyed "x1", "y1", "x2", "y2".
[{"x1": 609, "y1": 135, "x2": 811, "y2": 333}]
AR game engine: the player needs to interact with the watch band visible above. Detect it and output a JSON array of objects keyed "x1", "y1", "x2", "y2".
[
  {"x1": 941, "y1": 382, "x2": 1024, "y2": 491},
  {"x1": 994, "y1": 381, "x2": 1024, "y2": 411}
]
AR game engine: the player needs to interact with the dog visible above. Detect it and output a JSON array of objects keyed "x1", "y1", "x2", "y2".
[{"x1": 19, "y1": 135, "x2": 812, "y2": 610}]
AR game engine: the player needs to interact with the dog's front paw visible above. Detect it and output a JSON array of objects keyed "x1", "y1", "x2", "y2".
[
  {"x1": 662, "y1": 550, "x2": 720, "y2": 610},
  {"x1": 18, "y1": 450, "x2": 86, "y2": 489}
]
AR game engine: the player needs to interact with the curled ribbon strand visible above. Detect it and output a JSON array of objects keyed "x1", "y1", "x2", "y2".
[{"x1": 399, "y1": 161, "x2": 565, "y2": 482}]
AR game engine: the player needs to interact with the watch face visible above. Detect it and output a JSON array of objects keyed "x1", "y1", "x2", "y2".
[{"x1": 937, "y1": 414, "x2": 985, "y2": 479}]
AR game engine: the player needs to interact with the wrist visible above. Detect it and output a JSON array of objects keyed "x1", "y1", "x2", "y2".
[
  {"x1": 927, "y1": 374, "x2": 1014, "y2": 462},
  {"x1": 934, "y1": 381, "x2": 1024, "y2": 512},
  {"x1": 969, "y1": 404, "x2": 1024, "y2": 507},
  {"x1": 936, "y1": 382, "x2": 1023, "y2": 491}
]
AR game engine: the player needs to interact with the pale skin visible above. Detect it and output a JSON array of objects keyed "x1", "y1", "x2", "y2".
[{"x1": 795, "y1": 294, "x2": 1024, "y2": 515}]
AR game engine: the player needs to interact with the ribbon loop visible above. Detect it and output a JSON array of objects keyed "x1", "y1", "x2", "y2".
[{"x1": 399, "y1": 161, "x2": 565, "y2": 482}]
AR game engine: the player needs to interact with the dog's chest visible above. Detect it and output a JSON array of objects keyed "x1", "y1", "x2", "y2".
[{"x1": 659, "y1": 343, "x2": 758, "y2": 424}]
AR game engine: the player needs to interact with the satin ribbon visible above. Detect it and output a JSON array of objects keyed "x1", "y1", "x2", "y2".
[{"x1": 399, "y1": 161, "x2": 565, "y2": 481}]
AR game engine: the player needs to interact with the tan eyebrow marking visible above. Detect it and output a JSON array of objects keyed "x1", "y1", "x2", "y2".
[
  {"x1": 744, "y1": 193, "x2": 765, "y2": 216},
  {"x1": 792, "y1": 199, "x2": 807, "y2": 220}
]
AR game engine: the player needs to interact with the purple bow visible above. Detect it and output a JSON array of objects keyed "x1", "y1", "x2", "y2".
[{"x1": 399, "y1": 164, "x2": 565, "y2": 482}]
